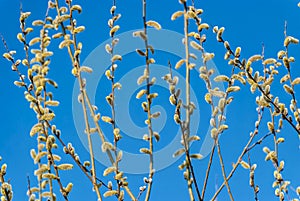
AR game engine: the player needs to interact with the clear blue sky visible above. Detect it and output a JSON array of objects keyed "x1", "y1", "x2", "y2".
[{"x1": 0, "y1": 0, "x2": 300, "y2": 200}]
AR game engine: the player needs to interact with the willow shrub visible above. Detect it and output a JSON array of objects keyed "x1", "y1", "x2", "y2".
[{"x1": 1, "y1": 0, "x2": 300, "y2": 201}]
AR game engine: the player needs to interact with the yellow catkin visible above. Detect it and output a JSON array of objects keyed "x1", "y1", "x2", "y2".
[
  {"x1": 59, "y1": 39, "x2": 72, "y2": 49},
  {"x1": 52, "y1": 33, "x2": 64, "y2": 39},
  {"x1": 175, "y1": 59, "x2": 185, "y2": 69},
  {"x1": 240, "y1": 161, "x2": 250, "y2": 169},
  {"x1": 105, "y1": 44, "x2": 112, "y2": 54},
  {"x1": 146, "y1": 20, "x2": 161, "y2": 30},
  {"x1": 219, "y1": 124, "x2": 228, "y2": 132},
  {"x1": 3, "y1": 53, "x2": 13, "y2": 61},
  {"x1": 71, "y1": 5, "x2": 82, "y2": 13},
  {"x1": 214, "y1": 75, "x2": 230, "y2": 82},
  {"x1": 226, "y1": 86, "x2": 240, "y2": 93},
  {"x1": 34, "y1": 165, "x2": 48, "y2": 176},
  {"x1": 248, "y1": 54, "x2": 262, "y2": 62},
  {"x1": 101, "y1": 142, "x2": 114, "y2": 152},
  {"x1": 136, "y1": 49, "x2": 146, "y2": 56},
  {"x1": 42, "y1": 173, "x2": 57, "y2": 179},
  {"x1": 29, "y1": 37, "x2": 41, "y2": 46},
  {"x1": 65, "y1": 183, "x2": 73, "y2": 194},
  {"x1": 263, "y1": 146, "x2": 270, "y2": 153},
  {"x1": 73, "y1": 26, "x2": 85, "y2": 34},
  {"x1": 111, "y1": 54, "x2": 122, "y2": 62},
  {"x1": 148, "y1": 93, "x2": 158, "y2": 99},
  {"x1": 204, "y1": 93, "x2": 212, "y2": 104},
  {"x1": 190, "y1": 154, "x2": 203, "y2": 159},
  {"x1": 80, "y1": 66, "x2": 93, "y2": 73},
  {"x1": 114, "y1": 171, "x2": 123, "y2": 180},
  {"x1": 110, "y1": 25, "x2": 120, "y2": 36},
  {"x1": 210, "y1": 128, "x2": 218, "y2": 139},
  {"x1": 203, "y1": 53, "x2": 215, "y2": 63},
  {"x1": 57, "y1": 164, "x2": 73, "y2": 170},
  {"x1": 32, "y1": 20, "x2": 44, "y2": 26},
  {"x1": 234, "y1": 47, "x2": 241, "y2": 58},
  {"x1": 171, "y1": 11, "x2": 184, "y2": 20},
  {"x1": 187, "y1": 10, "x2": 197, "y2": 19},
  {"x1": 284, "y1": 36, "x2": 299, "y2": 47},
  {"x1": 190, "y1": 41, "x2": 202, "y2": 50},
  {"x1": 283, "y1": 84, "x2": 293, "y2": 94},
  {"x1": 103, "y1": 166, "x2": 116, "y2": 176},
  {"x1": 262, "y1": 58, "x2": 277, "y2": 65},
  {"x1": 101, "y1": 116, "x2": 113, "y2": 124},
  {"x1": 216, "y1": 27, "x2": 225, "y2": 41},
  {"x1": 136, "y1": 89, "x2": 147, "y2": 99},
  {"x1": 296, "y1": 186, "x2": 300, "y2": 195},
  {"x1": 103, "y1": 190, "x2": 118, "y2": 197},
  {"x1": 173, "y1": 148, "x2": 185, "y2": 157},
  {"x1": 292, "y1": 77, "x2": 300, "y2": 86},
  {"x1": 277, "y1": 138, "x2": 285, "y2": 144},
  {"x1": 133, "y1": 31, "x2": 147, "y2": 41},
  {"x1": 198, "y1": 23, "x2": 209, "y2": 31},
  {"x1": 140, "y1": 148, "x2": 151, "y2": 154}
]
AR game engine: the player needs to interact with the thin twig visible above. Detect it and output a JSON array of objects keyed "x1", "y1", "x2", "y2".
[
  {"x1": 216, "y1": 140, "x2": 234, "y2": 200},
  {"x1": 201, "y1": 145, "x2": 215, "y2": 199},
  {"x1": 211, "y1": 134, "x2": 256, "y2": 200},
  {"x1": 247, "y1": 132, "x2": 272, "y2": 152},
  {"x1": 27, "y1": 175, "x2": 32, "y2": 196}
]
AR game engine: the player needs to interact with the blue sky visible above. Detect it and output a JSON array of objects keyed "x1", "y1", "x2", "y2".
[{"x1": 0, "y1": 0, "x2": 300, "y2": 200}]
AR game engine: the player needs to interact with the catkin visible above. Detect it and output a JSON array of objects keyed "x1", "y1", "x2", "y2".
[{"x1": 146, "y1": 20, "x2": 161, "y2": 30}]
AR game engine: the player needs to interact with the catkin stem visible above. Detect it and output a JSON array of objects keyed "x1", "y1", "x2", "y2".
[
  {"x1": 142, "y1": 0, "x2": 155, "y2": 200},
  {"x1": 54, "y1": 1, "x2": 103, "y2": 200},
  {"x1": 183, "y1": 4, "x2": 194, "y2": 201},
  {"x1": 107, "y1": 0, "x2": 122, "y2": 198},
  {"x1": 69, "y1": 1, "x2": 102, "y2": 199},
  {"x1": 182, "y1": 3, "x2": 202, "y2": 201},
  {"x1": 80, "y1": 87, "x2": 102, "y2": 200}
]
